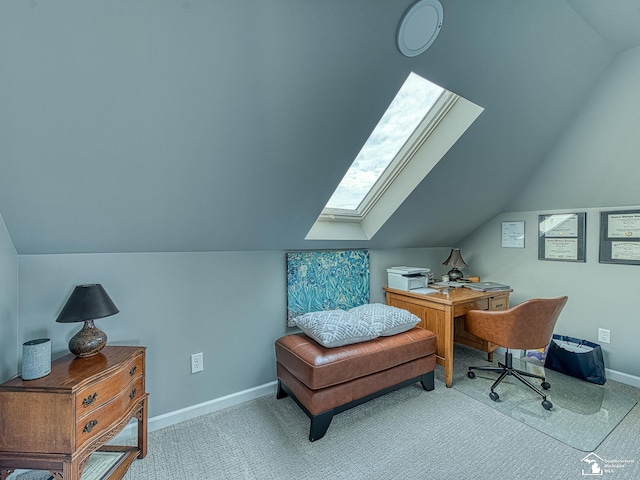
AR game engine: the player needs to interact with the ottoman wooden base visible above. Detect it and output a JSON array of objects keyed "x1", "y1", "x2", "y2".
[{"x1": 275, "y1": 327, "x2": 436, "y2": 441}]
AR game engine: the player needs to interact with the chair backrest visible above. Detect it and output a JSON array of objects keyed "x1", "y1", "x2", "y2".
[{"x1": 465, "y1": 296, "x2": 568, "y2": 350}]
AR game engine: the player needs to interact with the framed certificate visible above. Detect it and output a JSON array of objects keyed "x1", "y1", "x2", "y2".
[
  {"x1": 501, "y1": 221, "x2": 525, "y2": 248},
  {"x1": 599, "y1": 209, "x2": 640, "y2": 265},
  {"x1": 538, "y1": 213, "x2": 586, "y2": 262}
]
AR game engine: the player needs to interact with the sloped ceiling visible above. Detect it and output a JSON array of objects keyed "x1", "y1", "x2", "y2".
[
  {"x1": 567, "y1": 0, "x2": 640, "y2": 52},
  {"x1": 0, "y1": 1, "x2": 635, "y2": 254}
]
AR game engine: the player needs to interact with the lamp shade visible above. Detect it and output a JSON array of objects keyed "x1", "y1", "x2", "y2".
[
  {"x1": 56, "y1": 284, "x2": 119, "y2": 357},
  {"x1": 442, "y1": 248, "x2": 468, "y2": 281},
  {"x1": 442, "y1": 248, "x2": 468, "y2": 269},
  {"x1": 56, "y1": 284, "x2": 119, "y2": 324}
]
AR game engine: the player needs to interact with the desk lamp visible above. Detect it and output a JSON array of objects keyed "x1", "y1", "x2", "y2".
[
  {"x1": 56, "y1": 284, "x2": 119, "y2": 357},
  {"x1": 442, "y1": 248, "x2": 468, "y2": 281}
]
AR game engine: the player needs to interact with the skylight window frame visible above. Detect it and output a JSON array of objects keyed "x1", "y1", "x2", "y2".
[
  {"x1": 320, "y1": 90, "x2": 458, "y2": 223},
  {"x1": 305, "y1": 72, "x2": 484, "y2": 242}
]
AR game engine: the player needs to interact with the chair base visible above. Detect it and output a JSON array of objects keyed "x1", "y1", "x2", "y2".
[{"x1": 468, "y1": 350, "x2": 553, "y2": 410}]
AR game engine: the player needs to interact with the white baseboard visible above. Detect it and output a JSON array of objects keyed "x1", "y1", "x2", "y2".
[
  {"x1": 111, "y1": 380, "x2": 278, "y2": 443},
  {"x1": 606, "y1": 368, "x2": 640, "y2": 388}
]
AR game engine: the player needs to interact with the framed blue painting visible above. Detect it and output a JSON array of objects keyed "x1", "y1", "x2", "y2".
[{"x1": 286, "y1": 249, "x2": 370, "y2": 326}]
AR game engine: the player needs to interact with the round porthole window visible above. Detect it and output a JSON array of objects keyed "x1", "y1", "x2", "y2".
[{"x1": 397, "y1": 0, "x2": 443, "y2": 57}]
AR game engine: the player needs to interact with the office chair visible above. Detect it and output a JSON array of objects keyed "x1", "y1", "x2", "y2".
[{"x1": 466, "y1": 296, "x2": 568, "y2": 410}]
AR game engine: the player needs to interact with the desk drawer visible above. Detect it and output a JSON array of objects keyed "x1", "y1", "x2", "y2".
[
  {"x1": 489, "y1": 296, "x2": 508, "y2": 310},
  {"x1": 453, "y1": 299, "x2": 488, "y2": 317},
  {"x1": 75, "y1": 353, "x2": 144, "y2": 419}
]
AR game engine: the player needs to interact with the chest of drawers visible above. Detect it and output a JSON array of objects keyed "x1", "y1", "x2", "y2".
[{"x1": 0, "y1": 346, "x2": 148, "y2": 480}]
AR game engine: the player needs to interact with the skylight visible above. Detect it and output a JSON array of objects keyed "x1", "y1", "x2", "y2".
[
  {"x1": 306, "y1": 71, "x2": 484, "y2": 241},
  {"x1": 325, "y1": 73, "x2": 444, "y2": 212}
]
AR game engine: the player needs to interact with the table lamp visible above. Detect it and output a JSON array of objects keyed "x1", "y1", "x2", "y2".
[
  {"x1": 56, "y1": 284, "x2": 119, "y2": 357},
  {"x1": 442, "y1": 248, "x2": 468, "y2": 281}
]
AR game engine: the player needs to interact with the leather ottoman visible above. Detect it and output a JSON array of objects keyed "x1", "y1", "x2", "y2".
[{"x1": 275, "y1": 327, "x2": 437, "y2": 441}]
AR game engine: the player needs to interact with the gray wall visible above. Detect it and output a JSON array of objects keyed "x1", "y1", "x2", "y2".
[
  {"x1": 0, "y1": 213, "x2": 18, "y2": 381},
  {"x1": 460, "y1": 45, "x2": 640, "y2": 379},
  {"x1": 460, "y1": 207, "x2": 640, "y2": 378},
  {"x1": 16, "y1": 247, "x2": 449, "y2": 417}
]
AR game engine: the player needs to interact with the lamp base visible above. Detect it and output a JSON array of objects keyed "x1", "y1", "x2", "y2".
[
  {"x1": 69, "y1": 320, "x2": 107, "y2": 357},
  {"x1": 447, "y1": 268, "x2": 464, "y2": 281}
]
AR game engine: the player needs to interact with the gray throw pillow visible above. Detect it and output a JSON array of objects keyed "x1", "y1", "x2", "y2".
[
  {"x1": 349, "y1": 303, "x2": 420, "y2": 336},
  {"x1": 293, "y1": 309, "x2": 381, "y2": 348}
]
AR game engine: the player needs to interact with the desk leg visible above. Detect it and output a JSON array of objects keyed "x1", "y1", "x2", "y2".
[
  {"x1": 444, "y1": 360, "x2": 453, "y2": 387},
  {"x1": 444, "y1": 314, "x2": 455, "y2": 387}
]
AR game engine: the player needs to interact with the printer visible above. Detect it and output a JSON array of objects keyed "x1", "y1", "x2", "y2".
[{"x1": 387, "y1": 266, "x2": 432, "y2": 291}]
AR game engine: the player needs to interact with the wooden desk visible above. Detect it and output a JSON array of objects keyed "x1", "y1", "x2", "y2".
[
  {"x1": 0, "y1": 346, "x2": 148, "y2": 480},
  {"x1": 384, "y1": 287, "x2": 511, "y2": 387}
]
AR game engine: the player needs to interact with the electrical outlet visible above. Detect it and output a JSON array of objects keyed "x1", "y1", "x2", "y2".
[
  {"x1": 191, "y1": 352, "x2": 203, "y2": 373},
  {"x1": 598, "y1": 328, "x2": 611, "y2": 344}
]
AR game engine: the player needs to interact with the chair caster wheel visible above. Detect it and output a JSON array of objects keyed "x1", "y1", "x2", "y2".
[
  {"x1": 542, "y1": 399, "x2": 553, "y2": 410},
  {"x1": 468, "y1": 371, "x2": 476, "y2": 379},
  {"x1": 541, "y1": 381, "x2": 550, "y2": 390},
  {"x1": 489, "y1": 391, "x2": 499, "y2": 402}
]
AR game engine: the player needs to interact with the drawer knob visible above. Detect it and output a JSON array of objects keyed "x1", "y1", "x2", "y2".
[
  {"x1": 129, "y1": 365, "x2": 137, "y2": 376},
  {"x1": 82, "y1": 392, "x2": 98, "y2": 407},
  {"x1": 83, "y1": 419, "x2": 98, "y2": 433},
  {"x1": 130, "y1": 388, "x2": 137, "y2": 399},
  {"x1": 494, "y1": 303, "x2": 504, "y2": 309}
]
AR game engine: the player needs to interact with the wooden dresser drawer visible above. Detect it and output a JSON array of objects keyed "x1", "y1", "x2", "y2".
[
  {"x1": 75, "y1": 376, "x2": 144, "y2": 450},
  {"x1": 75, "y1": 353, "x2": 144, "y2": 419}
]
